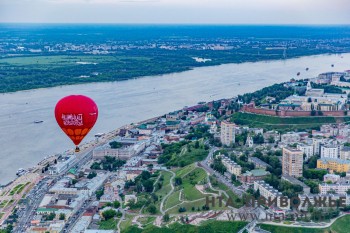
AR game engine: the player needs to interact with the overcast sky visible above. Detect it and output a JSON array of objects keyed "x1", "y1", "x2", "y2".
[{"x1": 0, "y1": 0, "x2": 349, "y2": 24}]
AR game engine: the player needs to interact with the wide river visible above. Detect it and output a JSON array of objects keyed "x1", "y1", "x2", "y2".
[{"x1": 0, "y1": 53, "x2": 349, "y2": 185}]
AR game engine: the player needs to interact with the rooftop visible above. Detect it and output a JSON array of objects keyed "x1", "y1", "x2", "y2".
[
  {"x1": 284, "y1": 147, "x2": 303, "y2": 153},
  {"x1": 255, "y1": 180, "x2": 283, "y2": 196},
  {"x1": 318, "y1": 157, "x2": 350, "y2": 165},
  {"x1": 249, "y1": 157, "x2": 270, "y2": 167},
  {"x1": 282, "y1": 175, "x2": 309, "y2": 189},
  {"x1": 242, "y1": 169, "x2": 269, "y2": 177},
  {"x1": 341, "y1": 146, "x2": 350, "y2": 152}
]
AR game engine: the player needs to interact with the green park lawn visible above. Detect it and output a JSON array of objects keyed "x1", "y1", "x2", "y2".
[
  {"x1": 164, "y1": 190, "x2": 181, "y2": 211},
  {"x1": 120, "y1": 214, "x2": 134, "y2": 232},
  {"x1": 210, "y1": 176, "x2": 244, "y2": 208},
  {"x1": 175, "y1": 163, "x2": 196, "y2": 177},
  {"x1": 98, "y1": 218, "x2": 118, "y2": 230},
  {"x1": 181, "y1": 168, "x2": 208, "y2": 201},
  {"x1": 154, "y1": 171, "x2": 172, "y2": 199},
  {"x1": 138, "y1": 216, "x2": 156, "y2": 227},
  {"x1": 164, "y1": 167, "x2": 208, "y2": 211},
  {"x1": 260, "y1": 214, "x2": 350, "y2": 233},
  {"x1": 123, "y1": 220, "x2": 247, "y2": 233},
  {"x1": 329, "y1": 214, "x2": 350, "y2": 233},
  {"x1": 152, "y1": 171, "x2": 173, "y2": 211},
  {"x1": 232, "y1": 112, "x2": 350, "y2": 131}
]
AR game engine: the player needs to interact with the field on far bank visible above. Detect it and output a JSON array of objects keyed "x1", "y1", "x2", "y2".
[
  {"x1": 232, "y1": 112, "x2": 350, "y2": 131},
  {"x1": 259, "y1": 214, "x2": 350, "y2": 233},
  {"x1": 0, "y1": 53, "x2": 192, "y2": 93}
]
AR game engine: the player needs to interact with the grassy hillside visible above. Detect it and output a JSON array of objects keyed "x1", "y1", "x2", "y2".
[
  {"x1": 123, "y1": 220, "x2": 247, "y2": 233},
  {"x1": 158, "y1": 140, "x2": 209, "y2": 167},
  {"x1": 260, "y1": 214, "x2": 350, "y2": 233},
  {"x1": 231, "y1": 112, "x2": 350, "y2": 131},
  {"x1": 329, "y1": 214, "x2": 350, "y2": 233}
]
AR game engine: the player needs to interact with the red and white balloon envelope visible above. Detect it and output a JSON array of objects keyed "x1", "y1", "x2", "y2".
[{"x1": 55, "y1": 95, "x2": 98, "y2": 152}]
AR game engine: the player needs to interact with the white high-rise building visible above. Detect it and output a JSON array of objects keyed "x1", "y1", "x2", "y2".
[
  {"x1": 320, "y1": 144, "x2": 339, "y2": 159},
  {"x1": 220, "y1": 121, "x2": 235, "y2": 146},
  {"x1": 297, "y1": 143, "x2": 314, "y2": 160},
  {"x1": 340, "y1": 147, "x2": 350, "y2": 160},
  {"x1": 312, "y1": 137, "x2": 326, "y2": 155}
]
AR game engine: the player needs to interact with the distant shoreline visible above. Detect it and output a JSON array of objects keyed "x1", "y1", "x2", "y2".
[
  {"x1": 0, "y1": 52, "x2": 343, "y2": 94},
  {"x1": 1, "y1": 24, "x2": 349, "y2": 93}
]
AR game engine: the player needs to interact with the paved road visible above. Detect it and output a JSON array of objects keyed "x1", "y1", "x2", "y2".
[
  {"x1": 13, "y1": 144, "x2": 98, "y2": 232},
  {"x1": 14, "y1": 177, "x2": 54, "y2": 233},
  {"x1": 63, "y1": 197, "x2": 97, "y2": 233},
  {"x1": 199, "y1": 147, "x2": 245, "y2": 198}
]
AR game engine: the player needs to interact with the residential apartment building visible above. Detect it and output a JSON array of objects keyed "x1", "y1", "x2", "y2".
[
  {"x1": 93, "y1": 141, "x2": 147, "y2": 160},
  {"x1": 221, "y1": 156, "x2": 241, "y2": 176},
  {"x1": 297, "y1": 143, "x2": 314, "y2": 160},
  {"x1": 282, "y1": 147, "x2": 303, "y2": 178},
  {"x1": 319, "y1": 183, "x2": 350, "y2": 195},
  {"x1": 320, "y1": 144, "x2": 339, "y2": 159},
  {"x1": 281, "y1": 132, "x2": 300, "y2": 144},
  {"x1": 340, "y1": 147, "x2": 350, "y2": 160},
  {"x1": 317, "y1": 157, "x2": 350, "y2": 173},
  {"x1": 220, "y1": 121, "x2": 235, "y2": 146},
  {"x1": 263, "y1": 130, "x2": 280, "y2": 143},
  {"x1": 320, "y1": 124, "x2": 339, "y2": 137},
  {"x1": 312, "y1": 137, "x2": 326, "y2": 155},
  {"x1": 248, "y1": 157, "x2": 270, "y2": 170},
  {"x1": 253, "y1": 181, "x2": 289, "y2": 209}
]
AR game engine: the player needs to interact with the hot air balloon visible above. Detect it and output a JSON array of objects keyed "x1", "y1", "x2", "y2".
[{"x1": 55, "y1": 95, "x2": 98, "y2": 152}]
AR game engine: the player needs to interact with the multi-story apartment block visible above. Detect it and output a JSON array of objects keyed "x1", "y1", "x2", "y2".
[
  {"x1": 281, "y1": 132, "x2": 300, "y2": 144},
  {"x1": 221, "y1": 156, "x2": 241, "y2": 176},
  {"x1": 340, "y1": 146, "x2": 350, "y2": 160},
  {"x1": 263, "y1": 130, "x2": 280, "y2": 143},
  {"x1": 320, "y1": 144, "x2": 339, "y2": 159},
  {"x1": 282, "y1": 147, "x2": 303, "y2": 178},
  {"x1": 297, "y1": 143, "x2": 314, "y2": 160},
  {"x1": 220, "y1": 121, "x2": 235, "y2": 146},
  {"x1": 319, "y1": 183, "x2": 350, "y2": 195},
  {"x1": 248, "y1": 157, "x2": 270, "y2": 170},
  {"x1": 253, "y1": 181, "x2": 289, "y2": 209},
  {"x1": 317, "y1": 157, "x2": 350, "y2": 173},
  {"x1": 312, "y1": 137, "x2": 326, "y2": 155},
  {"x1": 320, "y1": 124, "x2": 339, "y2": 137}
]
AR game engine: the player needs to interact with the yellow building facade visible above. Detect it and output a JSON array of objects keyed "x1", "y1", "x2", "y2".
[{"x1": 317, "y1": 158, "x2": 350, "y2": 173}]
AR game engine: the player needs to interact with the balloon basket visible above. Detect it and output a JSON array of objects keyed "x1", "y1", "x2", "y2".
[{"x1": 75, "y1": 146, "x2": 80, "y2": 153}]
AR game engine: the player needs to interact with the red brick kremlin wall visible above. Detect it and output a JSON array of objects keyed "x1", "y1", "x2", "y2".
[{"x1": 242, "y1": 103, "x2": 346, "y2": 117}]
